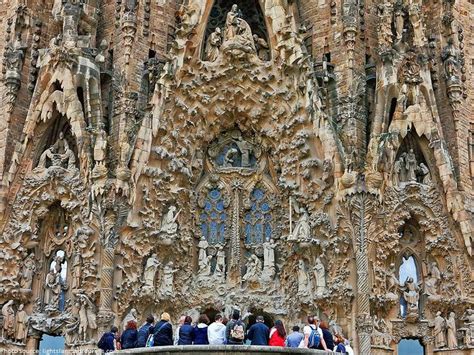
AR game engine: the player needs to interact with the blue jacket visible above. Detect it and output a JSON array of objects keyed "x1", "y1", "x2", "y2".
[
  {"x1": 153, "y1": 320, "x2": 173, "y2": 346},
  {"x1": 286, "y1": 331, "x2": 303, "y2": 348},
  {"x1": 121, "y1": 328, "x2": 138, "y2": 349},
  {"x1": 98, "y1": 332, "x2": 116, "y2": 352},
  {"x1": 178, "y1": 324, "x2": 194, "y2": 345},
  {"x1": 192, "y1": 324, "x2": 209, "y2": 345},
  {"x1": 137, "y1": 322, "x2": 153, "y2": 347},
  {"x1": 246, "y1": 322, "x2": 269, "y2": 345}
]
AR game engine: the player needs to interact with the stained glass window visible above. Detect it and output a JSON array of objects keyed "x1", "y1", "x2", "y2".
[
  {"x1": 200, "y1": 189, "x2": 227, "y2": 244},
  {"x1": 244, "y1": 188, "x2": 272, "y2": 244}
]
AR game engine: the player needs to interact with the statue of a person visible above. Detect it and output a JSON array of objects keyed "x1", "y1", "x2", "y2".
[
  {"x1": 162, "y1": 262, "x2": 178, "y2": 297},
  {"x1": 223, "y1": 4, "x2": 256, "y2": 52},
  {"x1": 403, "y1": 277, "x2": 420, "y2": 318},
  {"x1": 262, "y1": 240, "x2": 276, "y2": 279},
  {"x1": 242, "y1": 255, "x2": 262, "y2": 282},
  {"x1": 198, "y1": 236, "x2": 209, "y2": 271},
  {"x1": 215, "y1": 246, "x2": 226, "y2": 275},
  {"x1": 20, "y1": 253, "x2": 36, "y2": 290},
  {"x1": 235, "y1": 137, "x2": 253, "y2": 168},
  {"x1": 419, "y1": 163, "x2": 431, "y2": 184},
  {"x1": 405, "y1": 149, "x2": 417, "y2": 182},
  {"x1": 143, "y1": 254, "x2": 160, "y2": 288},
  {"x1": 93, "y1": 129, "x2": 107, "y2": 165},
  {"x1": 224, "y1": 4, "x2": 240, "y2": 41},
  {"x1": 461, "y1": 309, "x2": 474, "y2": 347},
  {"x1": 297, "y1": 260, "x2": 310, "y2": 295},
  {"x1": 2, "y1": 300, "x2": 15, "y2": 340},
  {"x1": 394, "y1": 4, "x2": 404, "y2": 43},
  {"x1": 253, "y1": 34, "x2": 269, "y2": 61},
  {"x1": 397, "y1": 153, "x2": 407, "y2": 182},
  {"x1": 205, "y1": 28, "x2": 222, "y2": 62},
  {"x1": 44, "y1": 270, "x2": 60, "y2": 308},
  {"x1": 15, "y1": 304, "x2": 28, "y2": 343},
  {"x1": 446, "y1": 312, "x2": 458, "y2": 348},
  {"x1": 441, "y1": 38, "x2": 460, "y2": 82},
  {"x1": 82, "y1": 294, "x2": 97, "y2": 336},
  {"x1": 393, "y1": 157, "x2": 402, "y2": 186},
  {"x1": 224, "y1": 147, "x2": 238, "y2": 167},
  {"x1": 313, "y1": 257, "x2": 326, "y2": 296},
  {"x1": 386, "y1": 263, "x2": 399, "y2": 295},
  {"x1": 377, "y1": 0, "x2": 394, "y2": 48},
  {"x1": 408, "y1": 3, "x2": 425, "y2": 47},
  {"x1": 78, "y1": 297, "x2": 88, "y2": 341},
  {"x1": 71, "y1": 250, "x2": 81, "y2": 290},
  {"x1": 434, "y1": 311, "x2": 446, "y2": 349},
  {"x1": 159, "y1": 206, "x2": 180, "y2": 236},
  {"x1": 290, "y1": 209, "x2": 310, "y2": 241}
]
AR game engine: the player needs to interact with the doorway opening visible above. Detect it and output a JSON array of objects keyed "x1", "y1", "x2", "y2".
[
  {"x1": 398, "y1": 338, "x2": 424, "y2": 355},
  {"x1": 247, "y1": 308, "x2": 275, "y2": 329},
  {"x1": 38, "y1": 334, "x2": 65, "y2": 353}
]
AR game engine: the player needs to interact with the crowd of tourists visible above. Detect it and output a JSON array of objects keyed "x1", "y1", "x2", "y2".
[{"x1": 98, "y1": 310, "x2": 354, "y2": 353}]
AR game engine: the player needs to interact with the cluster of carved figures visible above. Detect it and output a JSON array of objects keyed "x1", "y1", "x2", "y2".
[{"x1": 0, "y1": 0, "x2": 472, "y2": 354}]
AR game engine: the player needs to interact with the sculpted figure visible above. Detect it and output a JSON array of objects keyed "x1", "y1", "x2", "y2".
[
  {"x1": 44, "y1": 270, "x2": 61, "y2": 309},
  {"x1": 289, "y1": 209, "x2": 310, "y2": 241},
  {"x1": 446, "y1": 312, "x2": 457, "y2": 348},
  {"x1": 313, "y1": 257, "x2": 326, "y2": 296},
  {"x1": 79, "y1": 294, "x2": 97, "y2": 339},
  {"x1": 434, "y1": 311, "x2": 446, "y2": 349},
  {"x1": 71, "y1": 250, "x2": 81, "y2": 290},
  {"x1": 424, "y1": 262, "x2": 441, "y2": 297},
  {"x1": 205, "y1": 28, "x2": 222, "y2": 62},
  {"x1": 20, "y1": 253, "x2": 36, "y2": 290},
  {"x1": 377, "y1": 0, "x2": 393, "y2": 48},
  {"x1": 159, "y1": 206, "x2": 180, "y2": 236},
  {"x1": 78, "y1": 298, "x2": 88, "y2": 341},
  {"x1": 441, "y1": 38, "x2": 461, "y2": 82},
  {"x1": 2, "y1": 300, "x2": 15, "y2": 340},
  {"x1": 262, "y1": 240, "x2": 276, "y2": 279},
  {"x1": 235, "y1": 137, "x2": 253, "y2": 168},
  {"x1": 419, "y1": 163, "x2": 431, "y2": 184},
  {"x1": 386, "y1": 263, "x2": 400, "y2": 295},
  {"x1": 408, "y1": 3, "x2": 425, "y2": 47},
  {"x1": 243, "y1": 254, "x2": 262, "y2": 282},
  {"x1": 397, "y1": 153, "x2": 407, "y2": 182},
  {"x1": 93, "y1": 129, "x2": 107, "y2": 165},
  {"x1": 402, "y1": 277, "x2": 420, "y2": 319},
  {"x1": 198, "y1": 236, "x2": 209, "y2": 271},
  {"x1": 15, "y1": 304, "x2": 28, "y2": 343},
  {"x1": 224, "y1": 147, "x2": 238, "y2": 167},
  {"x1": 201, "y1": 255, "x2": 213, "y2": 276},
  {"x1": 393, "y1": 158, "x2": 402, "y2": 186},
  {"x1": 224, "y1": 4, "x2": 240, "y2": 41},
  {"x1": 394, "y1": 3, "x2": 404, "y2": 43},
  {"x1": 253, "y1": 34, "x2": 269, "y2": 61},
  {"x1": 215, "y1": 246, "x2": 226, "y2": 275},
  {"x1": 297, "y1": 260, "x2": 310, "y2": 295},
  {"x1": 461, "y1": 309, "x2": 474, "y2": 347},
  {"x1": 405, "y1": 149, "x2": 417, "y2": 182},
  {"x1": 162, "y1": 262, "x2": 178, "y2": 297},
  {"x1": 143, "y1": 254, "x2": 160, "y2": 288},
  {"x1": 223, "y1": 4, "x2": 256, "y2": 52}
]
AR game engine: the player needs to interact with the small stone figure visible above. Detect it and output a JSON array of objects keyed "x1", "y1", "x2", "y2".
[
  {"x1": 77, "y1": 294, "x2": 97, "y2": 341},
  {"x1": 223, "y1": 4, "x2": 256, "y2": 52},
  {"x1": 161, "y1": 262, "x2": 178, "y2": 297},
  {"x1": 297, "y1": 260, "x2": 310, "y2": 295},
  {"x1": 262, "y1": 240, "x2": 276, "y2": 279},
  {"x1": 223, "y1": 147, "x2": 238, "y2": 167},
  {"x1": 143, "y1": 254, "x2": 160, "y2": 288},
  {"x1": 243, "y1": 254, "x2": 262, "y2": 282},
  {"x1": 446, "y1": 312, "x2": 457, "y2": 348},
  {"x1": 205, "y1": 28, "x2": 222, "y2": 62},
  {"x1": 394, "y1": 3, "x2": 404, "y2": 43},
  {"x1": 461, "y1": 309, "x2": 474, "y2": 347},
  {"x1": 425, "y1": 262, "x2": 441, "y2": 297},
  {"x1": 2, "y1": 300, "x2": 15, "y2": 340},
  {"x1": 386, "y1": 263, "x2": 400, "y2": 296},
  {"x1": 253, "y1": 34, "x2": 269, "y2": 61},
  {"x1": 418, "y1": 163, "x2": 431, "y2": 184},
  {"x1": 37, "y1": 132, "x2": 76, "y2": 170},
  {"x1": 441, "y1": 38, "x2": 461, "y2": 83},
  {"x1": 198, "y1": 236, "x2": 209, "y2": 271},
  {"x1": 159, "y1": 206, "x2": 180, "y2": 236},
  {"x1": 78, "y1": 297, "x2": 88, "y2": 342},
  {"x1": 405, "y1": 149, "x2": 417, "y2": 182},
  {"x1": 14, "y1": 304, "x2": 28, "y2": 343},
  {"x1": 313, "y1": 257, "x2": 326, "y2": 296},
  {"x1": 402, "y1": 277, "x2": 420, "y2": 321},
  {"x1": 408, "y1": 3, "x2": 425, "y2": 47},
  {"x1": 44, "y1": 270, "x2": 61, "y2": 309},
  {"x1": 289, "y1": 209, "x2": 310, "y2": 241},
  {"x1": 215, "y1": 246, "x2": 226, "y2": 275},
  {"x1": 434, "y1": 311, "x2": 446, "y2": 349},
  {"x1": 235, "y1": 137, "x2": 253, "y2": 168},
  {"x1": 377, "y1": 0, "x2": 394, "y2": 49},
  {"x1": 20, "y1": 253, "x2": 36, "y2": 290},
  {"x1": 71, "y1": 250, "x2": 82, "y2": 290}
]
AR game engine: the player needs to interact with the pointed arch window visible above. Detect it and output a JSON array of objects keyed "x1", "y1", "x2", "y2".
[
  {"x1": 200, "y1": 189, "x2": 227, "y2": 245},
  {"x1": 244, "y1": 188, "x2": 272, "y2": 245}
]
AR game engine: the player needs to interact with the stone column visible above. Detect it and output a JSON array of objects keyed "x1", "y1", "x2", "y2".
[{"x1": 228, "y1": 180, "x2": 242, "y2": 285}]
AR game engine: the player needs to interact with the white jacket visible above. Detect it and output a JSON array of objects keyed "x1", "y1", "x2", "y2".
[{"x1": 207, "y1": 321, "x2": 226, "y2": 344}]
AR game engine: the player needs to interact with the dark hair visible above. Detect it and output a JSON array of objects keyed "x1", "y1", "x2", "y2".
[
  {"x1": 111, "y1": 326, "x2": 118, "y2": 333},
  {"x1": 256, "y1": 315, "x2": 264, "y2": 322},
  {"x1": 307, "y1": 316, "x2": 315, "y2": 325},
  {"x1": 184, "y1": 316, "x2": 193, "y2": 324},
  {"x1": 146, "y1": 315, "x2": 155, "y2": 324},
  {"x1": 274, "y1": 320, "x2": 286, "y2": 338},
  {"x1": 232, "y1": 310, "x2": 240, "y2": 320},
  {"x1": 222, "y1": 317, "x2": 229, "y2": 325},
  {"x1": 198, "y1": 314, "x2": 210, "y2": 325},
  {"x1": 126, "y1": 320, "x2": 137, "y2": 330},
  {"x1": 335, "y1": 334, "x2": 345, "y2": 344},
  {"x1": 215, "y1": 314, "x2": 223, "y2": 321},
  {"x1": 292, "y1": 325, "x2": 300, "y2": 332},
  {"x1": 319, "y1": 321, "x2": 329, "y2": 330}
]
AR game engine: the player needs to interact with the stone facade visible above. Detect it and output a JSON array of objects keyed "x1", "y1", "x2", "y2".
[{"x1": 0, "y1": 0, "x2": 472, "y2": 354}]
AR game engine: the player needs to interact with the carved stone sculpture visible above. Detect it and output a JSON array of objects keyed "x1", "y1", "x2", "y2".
[
  {"x1": 205, "y1": 28, "x2": 222, "y2": 62},
  {"x1": 222, "y1": 4, "x2": 256, "y2": 54},
  {"x1": 215, "y1": 246, "x2": 226, "y2": 276},
  {"x1": 418, "y1": 163, "x2": 431, "y2": 184},
  {"x1": 262, "y1": 240, "x2": 276, "y2": 280},
  {"x1": 2, "y1": 300, "x2": 15, "y2": 340},
  {"x1": 405, "y1": 149, "x2": 417, "y2": 182},
  {"x1": 446, "y1": 312, "x2": 458, "y2": 348},
  {"x1": 461, "y1": 309, "x2": 474, "y2": 347},
  {"x1": 408, "y1": 3, "x2": 425, "y2": 47},
  {"x1": 161, "y1": 262, "x2": 178, "y2": 297},
  {"x1": 37, "y1": 132, "x2": 76, "y2": 170},
  {"x1": 313, "y1": 257, "x2": 326, "y2": 296},
  {"x1": 143, "y1": 254, "x2": 160, "y2": 289},
  {"x1": 425, "y1": 262, "x2": 441, "y2": 298},
  {"x1": 402, "y1": 277, "x2": 420, "y2": 321},
  {"x1": 44, "y1": 270, "x2": 61, "y2": 310},
  {"x1": 20, "y1": 253, "x2": 36, "y2": 290},
  {"x1": 297, "y1": 260, "x2": 310, "y2": 296},
  {"x1": 243, "y1": 254, "x2": 262, "y2": 282},
  {"x1": 159, "y1": 206, "x2": 180, "y2": 237},
  {"x1": 434, "y1": 311, "x2": 447, "y2": 349},
  {"x1": 14, "y1": 304, "x2": 28, "y2": 343},
  {"x1": 253, "y1": 35, "x2": 269, "y2": 61},
  {"x1": 289, "y1": 209, "x2": 310, "y2": 241},
  {"x1": 71, "y1": 250, "x2": 82, "y2": 290},
  {"x1": 122, "y1": 308, "x2": 138, "y2": 330},
  {"x1": 441, "y1": 38, "x2": 461, "y2": 83},
  {"x1": 198, "y1": 236, "x2": 209, "y2": 272}
]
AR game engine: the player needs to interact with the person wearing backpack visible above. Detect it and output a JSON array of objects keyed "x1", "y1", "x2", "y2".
[
  {"x1": 334, "y1": 334, "x2": 348, "y2": 353},
  {"x1": 303, "y1": 316, "x2": 328, "y2": 350},
  {"x1": 153, "y1": 312, "x2": 174, "y2": 346},
  {"x1": 137, "y1": 315, "x2": 155, "y2": 347},
  {"x1": 98, "y1": 326, "x2": 118, "y2": 352},
  {"x1": 225, "y1": 310, "x2": 246, "y2": 345}
]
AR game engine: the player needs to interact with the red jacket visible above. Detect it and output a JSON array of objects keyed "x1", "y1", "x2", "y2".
[{"x1": 269, "y1": 328, "x2": 285, "y2": 347}]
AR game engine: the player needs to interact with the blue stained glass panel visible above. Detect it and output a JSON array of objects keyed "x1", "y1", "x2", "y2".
[
  {"x1": 200, "y1": 189, "x2": 227, "y2": 244},
  {"x1": 244, "y1": 188, "x2": 272, "y2": 245}
]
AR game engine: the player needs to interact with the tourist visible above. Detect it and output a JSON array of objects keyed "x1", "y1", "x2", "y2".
[
  {"x1": 285, "y1": 326, "x2": 303, "y2": 348},
  {"x1": 318, "y1": 321, "x2": 334, "y2": 350},
  {"x1": 303, "y1": 316, "x2": 328, "y2": 350},
  {"x1": 225, "y1": 310, "x2": 246, "y2": 345},
  {"x1": 344, "y1": 339, "x2": 354, "y2": 355},
  {"x1": 153, "y1": 312, "x2": 173, "y2": 346},
  {"x1": 268, "y1": 320, "x2": 286, "y2": 347},
  {"x1": 334, "y1": 334, "x2": 347, "y2": 353},
  {"x1": 98, "y1": 326, "x2": 119, "y2": 352},
  {"x1": 208, "y1": 314, "x2": 226, "y2": 345},
  {"x1": 246, "y1": 315, "x2": 269, "y2": 345},
  {"x1": 137, "y1": 315, "x2": 154, "y2": 347},
  {"x1": 174, "y1": 315, "x2": 186, "y2": 345},
  {"x1": 193, "y1": 314, "x2": 210, "y2": 344},
  {"x1": 121, "y1": 320, "x2": 138, "y2": 349},
  {"x1": 177, "y1": 316, "x2": 194, "y2": 345}
]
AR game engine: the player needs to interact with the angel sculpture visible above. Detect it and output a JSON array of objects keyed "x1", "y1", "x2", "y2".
[
  {"x1": 401, "y1": 277, "x2": 422, "y2": 321},
  {"x1": 288, "y1": 198, "x2": 311, "y2": 242}
]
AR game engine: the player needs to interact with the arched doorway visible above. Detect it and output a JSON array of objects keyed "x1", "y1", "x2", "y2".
[
  {"x1": 247, "y1": 308, "x2": 275, "y2": 329},
  {"x1": 398, "y1": 338, "x2": 424, "y2": 355}
]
